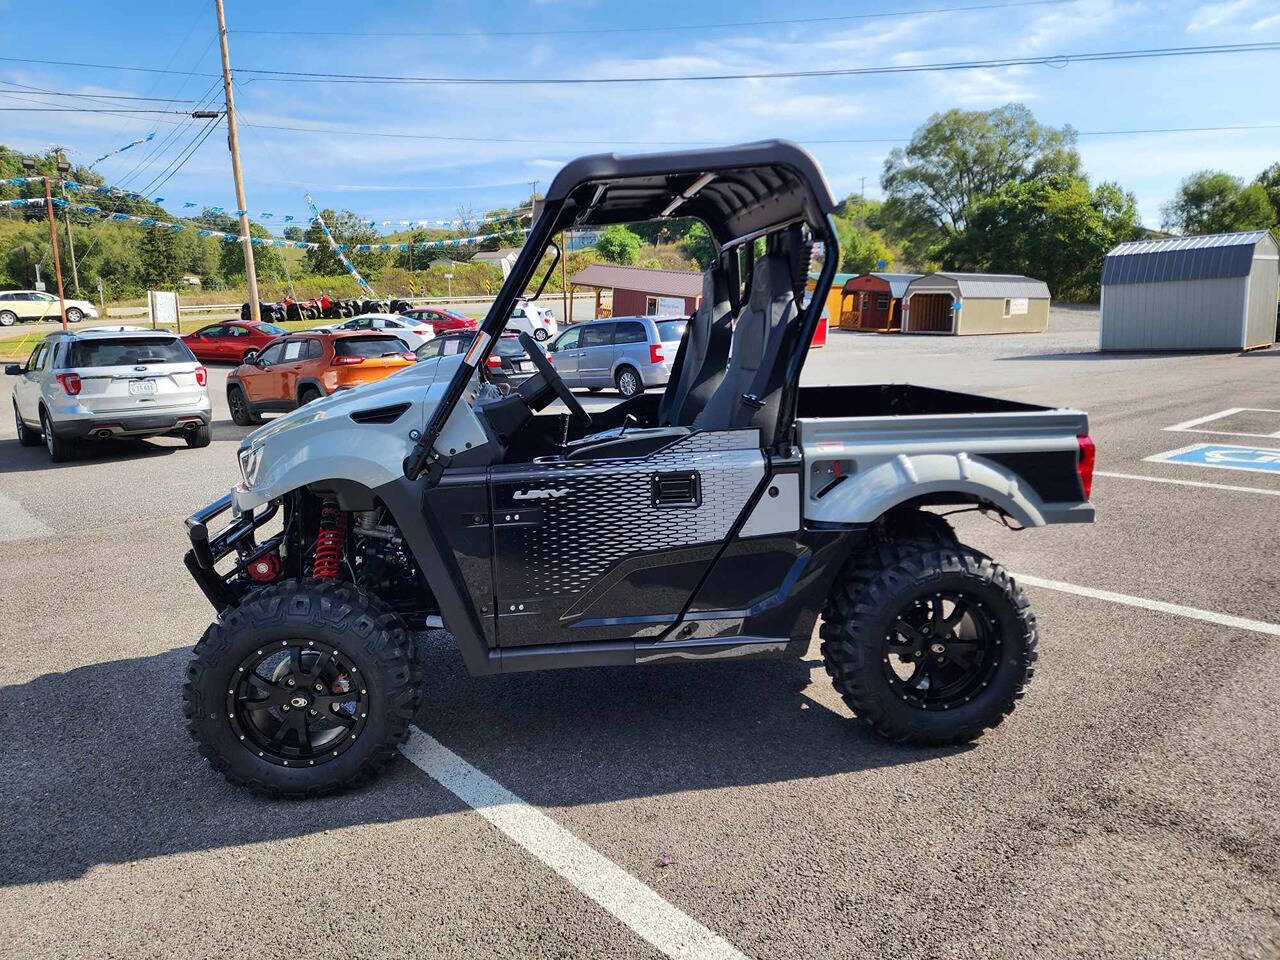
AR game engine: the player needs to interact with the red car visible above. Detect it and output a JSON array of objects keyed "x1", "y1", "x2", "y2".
[
  {"x1": 401, "y1": 306, "x2": 477, "y2": 333},
  {"x1": 182, "y1": 320, "x2": 289, "y2": 364}
]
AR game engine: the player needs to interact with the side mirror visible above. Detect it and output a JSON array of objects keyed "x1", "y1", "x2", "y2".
[
  {"x1": 242, "y1": 349, "x2": 258, "y2": 364},
  {"x1": 4, "y1": 363, "x2": 22, "y2": 376}
]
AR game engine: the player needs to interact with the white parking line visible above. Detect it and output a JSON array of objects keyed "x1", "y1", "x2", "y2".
[
  {"x1": 400, "y1": 728, "x2": 751, "y2": 960},
  {"x1": 1165, "y1": 406, "x2": 1280, "y2": 439},
  {"x1": 1095, "y1": 470, "x2": 1280, "y2": 497},
  {"x1": 1014, "y1": 574, "x2": 1280, "y2": 638},
  {"x1": 0, "y1": 492, "x2": 52, "y2": 543}
]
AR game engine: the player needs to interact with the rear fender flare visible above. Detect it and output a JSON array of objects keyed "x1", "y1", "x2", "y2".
[{"x1": 803, "y1": 452, "x2": 1048, "y2": 528}]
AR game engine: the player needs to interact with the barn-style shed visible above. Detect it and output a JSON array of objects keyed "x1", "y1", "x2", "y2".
[
  {"x1": 1099, "y1": 230, "x2": 1278, "y2": 351},
  {"x1": 902, "y1": 273, "x2": 1050, "y2": 335},
  {"x1": 839, "y1": 273, "x2": 921, "y2": 331}
]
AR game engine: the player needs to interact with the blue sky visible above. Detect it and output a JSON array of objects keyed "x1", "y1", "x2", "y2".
[{"x1": 2, "y1": 0, "x2": 1277, "y2": 233}]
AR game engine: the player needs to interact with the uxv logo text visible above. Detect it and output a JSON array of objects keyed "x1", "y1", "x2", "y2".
[{"x1": 512, "y1": 488, "x2": 570, "y2": 500}]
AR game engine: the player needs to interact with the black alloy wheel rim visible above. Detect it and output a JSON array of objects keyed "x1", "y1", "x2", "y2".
[
  {"x1": 882, "y1": 591, "x2": 1001, "y2": 711},
  {"x1": 229, "y1": 390, "x2": 247, "y2": 421},
  {"x1": 227, "y1": 641, "x2": 369, "y2": 767}
]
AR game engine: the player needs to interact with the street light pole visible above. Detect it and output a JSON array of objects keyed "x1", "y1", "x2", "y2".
[{"x1": 214, "y1": 0, "x2": 261, "y2": 324}]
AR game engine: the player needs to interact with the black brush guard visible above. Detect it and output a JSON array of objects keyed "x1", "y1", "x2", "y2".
[{"x1": 184, "y1": 494, "x2": 281, "y2": 611}]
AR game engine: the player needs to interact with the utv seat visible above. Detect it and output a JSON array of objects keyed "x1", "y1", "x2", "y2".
[
  {"x1": 657, "y1": 266, "x2": 733, "y2": 427},
  {"x1": 690, "y1": 247, "x2": 799, "y2": 439}
]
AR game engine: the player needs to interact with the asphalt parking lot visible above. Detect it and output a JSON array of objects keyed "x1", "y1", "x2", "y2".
[{"x1": 1, "y1": 306, "x2": 1277, "y2": 959}]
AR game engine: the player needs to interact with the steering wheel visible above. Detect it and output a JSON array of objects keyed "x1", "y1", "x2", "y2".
[{"x1": 517, "y1": 332, "x2": 592, "y2": 428}]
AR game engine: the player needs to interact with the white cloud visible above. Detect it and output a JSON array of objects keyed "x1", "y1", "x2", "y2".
[{"x1": 1187, "y1": 0, "x2": 1269, "y2": 30}]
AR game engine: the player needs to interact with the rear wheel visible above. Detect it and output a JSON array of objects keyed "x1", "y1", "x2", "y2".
[
  {"x1": 185, "y1": 422, "x2": 212, "y2": 448},
  {"x1": 298, "y1": 385, "x2": 322, "y2": 406},
  {"x1": 183, "y1": 580, "x2": 422, "y2": 798},
  {"x1": 0, "y1": 310, "x2": 16, "y2": 327},
  {"x1": 227, "y1": 384, "x2": 261, "y2": 426},
  {"x1": 820, "y1": 539, "x2": 1036, "y2": 745},
  {"x1": 14, "y1": 402, "x2": 40, "y2": 446},
  {"x1": 65, "y1": 307, "x2": 83, "y2": 324},
  {"x1": 615, "y1": 365, "x2": 643, "y2": 398},
  {"x1": 41, "y1": 409, "x2": 76, "y2": 462}
]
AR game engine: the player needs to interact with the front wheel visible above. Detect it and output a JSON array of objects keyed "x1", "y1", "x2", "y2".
[
  {"x1": 227, "y1": 384, "x2": 261, "y2": 426},
  {"x1": 183, "y1": 580, "x2": 422, "y2": 798},
  {"x1": 820, "y1": 539, "x2": 1037, "y2": 745},
  {"x1": 533, "y1": 328, "x2": 549, "y2": 341},
  {"x1": 615, "y1": 365, "x2": 643, "y2": 398},
  {"x1": 65, "y1": 307, "x2": 83, "y2": 324}
]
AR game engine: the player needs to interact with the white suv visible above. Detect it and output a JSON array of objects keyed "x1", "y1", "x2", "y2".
[
  {"x1": 7, "y1": 329, "x2": 212, "y2": 461},
  {"x1": 506, "y1": 300, "x2": 558, "y2": 341},
  {"x1": 0, "y1": 290, "x2": 99, "y2": 325}
]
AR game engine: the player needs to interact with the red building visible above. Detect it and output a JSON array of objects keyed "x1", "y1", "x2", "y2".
[
  {"x1": 568, "y1": 264, "x2": 702, "y2": 321},
  {"x1": 839, "y1": 273, "x2": 921, "y2": 332}
]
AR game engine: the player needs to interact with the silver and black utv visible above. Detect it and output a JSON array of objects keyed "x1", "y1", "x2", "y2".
[{"x1": 183, "y1": 141, "x2": 1095, "y2": 797}]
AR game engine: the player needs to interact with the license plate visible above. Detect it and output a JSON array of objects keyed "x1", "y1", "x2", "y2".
[
  {"x1": 513, "y1": 362, "x2": 529, "y2": 372},
  {"x1": 128, "y1": 379, "x2": 157, "y2": 396}
]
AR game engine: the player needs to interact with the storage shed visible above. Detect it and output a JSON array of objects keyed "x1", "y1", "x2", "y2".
[
  {"x1": 1099, "y1": 230, "x2": 1279, "y2": 351},
  {"x1": 569, "y1": 264, "x2": 702, "y2": 321},
  {"x1": 902, "y1": 273, "x2": 1050, "y2": 335},
  {"x1": 839, "y1": 273, "x2": 921, "y2": 331}
]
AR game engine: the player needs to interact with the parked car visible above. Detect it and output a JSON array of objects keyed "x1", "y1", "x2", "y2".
[
  {"x1": 182, "y1": 320, "x2": 288, "y2": 364},
  {"x1": 546, "y1": 315, "x2": 686, "y2": 397},
  {"x1": 401, "y1": 306, "x2": 477, "y2": 333},
  {"x1": 316, "y1": 313, "x2": 435, "y2": 350},
  {"x1": 507, "y1": 300, "x2": 557, "y2": 341},
  {"x1": 416, "y1": 330, "x2": 533, "y2": 388},
  {"x1": 225, "y1": 331, "x2": 416, "y2": 425},
  {"x1": 7, "y1": 329, "x2": 210, "y2": 460},
  {"x1": 0, "y1": 289, "x2": 99, "y2": 326}
]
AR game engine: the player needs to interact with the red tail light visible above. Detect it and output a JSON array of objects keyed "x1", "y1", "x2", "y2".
[
  {"x1": 649, "y1": 344, "x2": 664, "y2": 364},
  {"x1": 56, "y1": 372, "x2": 82, "y2": 396},
  {"x1": 485, "y1": 355, "x2": 502, "y2": 369},
  {"x1": 332, "y1": 355, "x2": 365, "y2": 366},
  {"x1": 1077, "y1": 434, "x2": 1096, "y2": 499},
  {"x1": 194, "y1": 365, "x2": 208, "y2": 386}
]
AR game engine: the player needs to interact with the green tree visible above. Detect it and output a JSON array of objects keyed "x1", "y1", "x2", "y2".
[
  {"x1": 138, "y1": 227, "x2": 181, "y2": 288},
  {"x1": 881, "y1": 104, "x2": 1080, "y2": 264},
  {"x1": 304, "y1": 209, "x2": 387, "y2": 278},
  {"x1": 1255, "y1": 163, "x2": 1280, "y2": 222},
  {"x1": 833, "y1": 216, "x2": 891, "y2": 274},
  {"x1": 595, "y1": 224, "x2": 643, "y2": 264},
  {"x1": 679, "y1": 222, "x2": 715, "y2": 268},
  {"x1": 196, "y1": 209, "x2": 285, "y2": 283},
  {"x1": 942, "y1": 175, "x2": 1142, "y2": 300},
  {"x1": 283, "y1": 225, "x2": 304, "y2": 241},
  {"x1": 1162, "y1": 170, "x2": 1277, "y2": 235}
]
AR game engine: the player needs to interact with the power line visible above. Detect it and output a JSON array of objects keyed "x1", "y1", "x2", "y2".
[
  {"x1": 5, "y1": 41, "x2": 1279, "y2": 86},
  {"x1": 238, "y1": 118, "x2": 1280, "y2": 147},
  {"x1": 0, "y1": 82, "x2": 195, "y2": 102},
  {"x1": 139, "y1": 117, "x2": 224, "y2": 198},
  {"x1": 0, "y1": 106, "x2": 196, "y2": 113},
  {"x1": 232, "y1": 0, "x2": 1074, "y2": 37}
]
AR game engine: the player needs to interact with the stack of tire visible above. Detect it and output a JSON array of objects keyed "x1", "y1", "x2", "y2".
[{"x1": 388, "y1": 298, "x2": 412, "y2": 314}]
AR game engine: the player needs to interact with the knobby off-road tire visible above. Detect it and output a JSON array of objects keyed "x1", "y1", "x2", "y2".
[
  {"x1": 184, "y1": 580, "x2": 422, "y2": 798},
  {"x1": 820, "y1": 538, "x2": 1037, "y2": 746}
]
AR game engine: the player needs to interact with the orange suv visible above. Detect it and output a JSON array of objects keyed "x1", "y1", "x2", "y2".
[{"x1": 226, "y1": 330, "x2": 416, "y2": 425}]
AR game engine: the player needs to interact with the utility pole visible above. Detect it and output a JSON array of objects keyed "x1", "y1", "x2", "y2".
[
  {"x1": 214, "y1": 0, "x2": 261, "y2": 323},
  {"x1": 50, "y1": 153, "x2": 81, "y2": 295},
  {"x1": 859, "y1": 176, "x2": 866, "y2": 201},
  {"x1": 43, "y1": 177, "x2": 69, "y2": 332},
  {"x1": 559, "y1": 231, "x2": 568, "y2": 325}
]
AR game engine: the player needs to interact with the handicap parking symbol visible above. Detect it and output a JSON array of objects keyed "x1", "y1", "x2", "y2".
[{"x1": 1147, "y1": 443, "x2": 1280, "y2": 476}]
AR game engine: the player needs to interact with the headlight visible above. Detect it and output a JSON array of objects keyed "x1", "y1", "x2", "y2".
[{"x1": 238, "y1": 445, "x2": 264, "y2": 487}]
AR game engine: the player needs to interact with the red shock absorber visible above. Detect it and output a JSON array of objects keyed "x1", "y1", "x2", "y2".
[{"x1": 312, "y1": 501, "x2": 346, "y2": 580}]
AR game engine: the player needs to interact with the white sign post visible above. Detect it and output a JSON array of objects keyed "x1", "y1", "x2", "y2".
[{"x1": 148, "y1": 289, "x2": 180, "y2": 331}]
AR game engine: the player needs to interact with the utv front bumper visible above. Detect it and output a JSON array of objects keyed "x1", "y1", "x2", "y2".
[{"x1": 184, "y1": 493, "x2": 280, "y2": 610}]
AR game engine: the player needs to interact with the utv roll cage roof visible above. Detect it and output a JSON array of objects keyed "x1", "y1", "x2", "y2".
[{"x1": 405, "y1": 140, "x2": 840, "y2": 481}]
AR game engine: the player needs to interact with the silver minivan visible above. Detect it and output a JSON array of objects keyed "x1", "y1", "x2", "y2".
[
  {"x1": 546, "y1": 315, "x2": 687, "y2": 397},
  {"x1": 7, "y1": 329, "x2": 212, "y2": 461}
]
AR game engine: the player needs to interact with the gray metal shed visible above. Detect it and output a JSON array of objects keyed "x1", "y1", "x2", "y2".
[
  {"x1": 902, "y1": 273, "x2": 1050, "y2": 335},
  {"x1": 1099, "y1": 230, "x2": 1279, "y2": 351}
]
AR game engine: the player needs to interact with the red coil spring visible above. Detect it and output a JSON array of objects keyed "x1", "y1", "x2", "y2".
[{"x1": 312, "y1": 502, "x2": 346, "y2": 580}]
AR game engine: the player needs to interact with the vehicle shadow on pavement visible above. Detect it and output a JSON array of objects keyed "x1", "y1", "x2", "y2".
[
  {"x1": 0, "y1": 635, "x2": 959, "y2": 886},
  {"x1": 0, "y1": 438, "x2": 183, "y2": 474},
  {"x1": 994, "y1": 349, "x2": 1225, "y2": 362}
]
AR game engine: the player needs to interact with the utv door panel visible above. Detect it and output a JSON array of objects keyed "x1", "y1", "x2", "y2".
[{"x1": 488, "y1": 430, "x2": 766, "y2": 647}]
